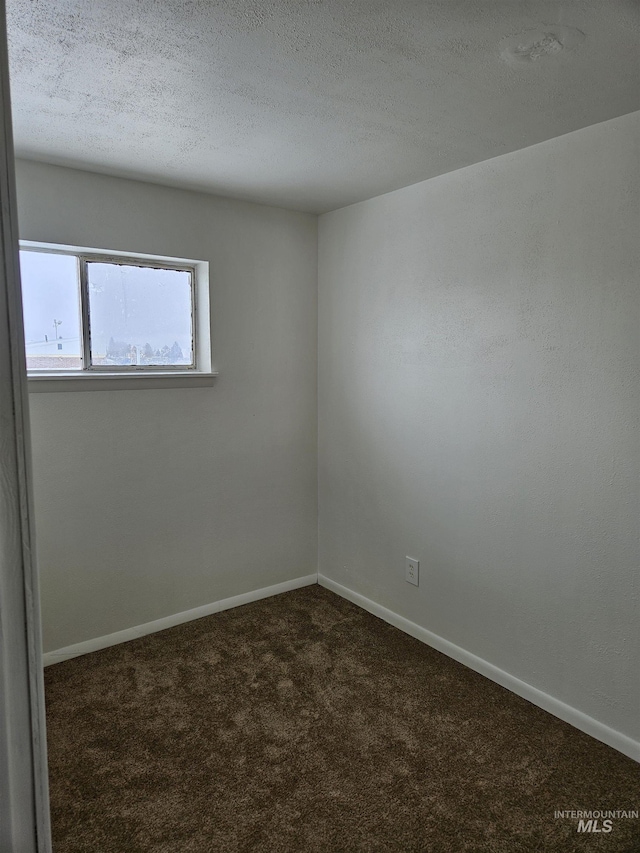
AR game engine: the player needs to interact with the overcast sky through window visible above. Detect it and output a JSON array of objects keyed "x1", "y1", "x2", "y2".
[
  {"x1": 20, "y1": 250, "x2": 81, "y2": 352},
  {"x1": 87, "y1": 262, "x2": 192, "y2": 359},
  {"x1": 20, "y1": 251, "x2": 194, "y2": 365}
]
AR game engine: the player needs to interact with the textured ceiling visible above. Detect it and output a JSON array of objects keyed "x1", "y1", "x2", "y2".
[{"x1": 6, "y1": 0, "x2": 640, "y2": 214}]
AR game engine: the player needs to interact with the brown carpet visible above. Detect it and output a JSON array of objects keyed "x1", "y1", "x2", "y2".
[{"x1": 44, "y1": 585, "x2": 639, "y2": 852}]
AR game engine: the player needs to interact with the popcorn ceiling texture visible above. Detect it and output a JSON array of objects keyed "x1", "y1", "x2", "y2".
[
  {"x1": 6, "y1": 0, "x2": 640, "y2": 213},
  {"x1": 499, "y1": 26, "x2": 586, "y2": 65}
]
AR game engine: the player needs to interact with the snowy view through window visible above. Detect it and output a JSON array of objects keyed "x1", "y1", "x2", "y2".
[{"x1": 20, "y1": 251, "x2": 194, "y2": 370}]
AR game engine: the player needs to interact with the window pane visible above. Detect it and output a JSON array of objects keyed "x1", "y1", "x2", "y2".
[
  {"x1": 86, "y1": 263, "x2": 194, "y2": 367},
  {"x1": 20, "y1": 251, "x2": 82, "y2": 371}
]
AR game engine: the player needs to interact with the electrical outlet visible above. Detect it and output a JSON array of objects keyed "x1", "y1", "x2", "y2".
[{"x1": 405, "y1": 556, "x2": 419, "y2": 586}]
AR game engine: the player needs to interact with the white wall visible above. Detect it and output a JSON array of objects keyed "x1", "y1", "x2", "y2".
[
  {"x1": 318, "y1": 112, "x2": 640, "y2": 742},
  {"x1": 15, "y1": 160, "x2": 318, "y2": 653},
  {"x1": 15, "y1": 112, "x2": 640, "y2": 748}
]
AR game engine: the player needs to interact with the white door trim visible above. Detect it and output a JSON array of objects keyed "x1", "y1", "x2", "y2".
[{"x1": 0, "y1": 1, "x2": 52, "y2": 848}]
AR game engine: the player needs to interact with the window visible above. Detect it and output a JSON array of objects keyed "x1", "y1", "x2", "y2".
[{"x1": 19, "y1": 243, "x2": 212, "y2": 383}]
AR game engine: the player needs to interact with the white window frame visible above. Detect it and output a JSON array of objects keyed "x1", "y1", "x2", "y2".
[
  {"x1": 21, "y1": 241, "x2": 215, "y2": 391},
  {"x1": 78, "y1": 253, "x2": 197, "y2": 373}
]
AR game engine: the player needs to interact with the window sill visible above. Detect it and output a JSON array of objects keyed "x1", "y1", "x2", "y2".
[{"x1": 27, "y1": 371, "x2": 219, "y2": 393}]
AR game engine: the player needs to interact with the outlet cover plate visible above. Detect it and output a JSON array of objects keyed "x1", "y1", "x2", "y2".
[{"x1": 406, "y1": 557, "x2": 419, "y2": 586}]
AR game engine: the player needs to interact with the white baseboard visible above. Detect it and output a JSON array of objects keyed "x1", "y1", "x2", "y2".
[
  {"x1": 318, "y1": 574, "x2": 640, "y2": 764},
  {"x1": 43, "y1": 570, "x2": 639, "y2": 763},
  {"x1": 43, "y1": 574, "x2": 318, "y2": 667}
]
